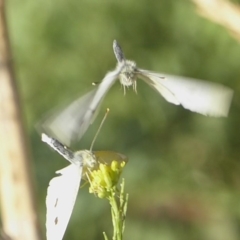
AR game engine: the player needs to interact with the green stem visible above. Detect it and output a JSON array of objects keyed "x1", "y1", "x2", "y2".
[
  {"x1": 108, "y1": 178, "x2": 128, "y2": 240},
  {"x1": 109, "y1": 190, "x2": 121, "y2": 240}
]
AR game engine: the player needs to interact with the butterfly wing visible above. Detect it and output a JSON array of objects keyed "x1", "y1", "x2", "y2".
[
  {"x1": 138, "y1": 69, "x2": 233, "y2": 117},
  {"x1": 39, "y1": 63, "x2": 123, "y2": 145},
  {"x1": 39, "y1": 89, "x2": 98, "y2": 146},
  {"x1": 46, "y1": 163, "x2": 82, "y2": 240},
  {"x1": 93, "y1": 151, "x2": 128, "y2": 166},
  {"x1": 77, "y1": 63, "x2": 124, "y2": 139}
]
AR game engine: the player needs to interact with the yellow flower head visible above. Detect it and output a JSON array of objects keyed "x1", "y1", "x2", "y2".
[{"x1": 88, "y1": 160, "x2": 126, "y2": 199}]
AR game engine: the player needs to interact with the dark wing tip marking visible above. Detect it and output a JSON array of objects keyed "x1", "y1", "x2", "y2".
[{"x1": 54, "y1": 198, "x2": 58, "y2": 207}]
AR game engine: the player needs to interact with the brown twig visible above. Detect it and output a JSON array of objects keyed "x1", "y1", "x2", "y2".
[
  {"x1": 193, "y1": 0, "x2": 240, "y2": 41},
  {"x1": 0, "y1": 1, "x2": 42, "y2": 239}
]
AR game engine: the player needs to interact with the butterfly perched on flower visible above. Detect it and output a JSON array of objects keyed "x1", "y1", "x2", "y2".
[{"x1": 42, "y1": 133, "x2": 127, "y2": 240}]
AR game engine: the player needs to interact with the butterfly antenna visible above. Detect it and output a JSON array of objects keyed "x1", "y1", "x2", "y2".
[
  {"x1": 113, "y1": 40, "x2": 125, "y2": 63},
  {"x1": 90, "y1": 108, "x2": 110, "y2": 151}
]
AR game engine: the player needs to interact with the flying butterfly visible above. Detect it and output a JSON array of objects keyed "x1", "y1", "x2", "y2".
[
  {"x1": 42, "y1": 133, "x2": 127, "y2": 240},
  {"x1": 40, "y1": 40, "x2": 233, "y2": 145}
]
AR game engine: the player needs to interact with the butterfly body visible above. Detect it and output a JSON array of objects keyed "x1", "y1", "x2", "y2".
[
  {"x1": 75, "y1": 150, "x2": 97, "y2": 169},
  {"x1": 118, "y1": 60, "x2": 138, "y2": 92}
]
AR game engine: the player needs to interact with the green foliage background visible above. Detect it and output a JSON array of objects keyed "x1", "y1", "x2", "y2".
[{"x1": 6, "y1": 0, "x2": 240, "y2": 239}]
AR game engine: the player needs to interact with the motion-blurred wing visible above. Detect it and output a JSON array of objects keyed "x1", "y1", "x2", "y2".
[
  {"x1": 40, "y1": 63, "x2": 123, "y2": 145},
  {"x1": 39, "y1": 89, "x2": 97, "y2": 146},
  {"x1": 138, "y1": 70, "x2": 233, "y2": 117},
  {"x1": 46, "y1": 164, "x2": 82, "y2": 240},
  {"x1": 94, "y1": 151, "x2": 128, "y2": 166},
  {"x1": 78, "y1": 63, "x2": 123, "y2": 139}
]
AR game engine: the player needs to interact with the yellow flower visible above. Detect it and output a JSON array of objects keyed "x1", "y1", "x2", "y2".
[{"x1": 88, "y1": 160, "x2": 126, "y2": 199}]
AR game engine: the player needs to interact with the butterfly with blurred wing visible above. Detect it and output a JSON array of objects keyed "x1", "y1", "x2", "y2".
[{"x1": 40, "y1": 40, "x2": 233, "y2": 146}]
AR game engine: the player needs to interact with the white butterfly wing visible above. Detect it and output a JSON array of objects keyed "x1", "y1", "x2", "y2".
[
  {"x1": 138, "y1": 70, "x2": 233, "y2": 117},
  {"x1": 40, "y1": 63, "x2": 123, "y2": 145},
  {"x1": 40, "y1": 89, "x2": 98, "y2": 146},
  {"x1": 46, "y1": 163, "x2": 82, "y2": 240},
  {"x1": 77, "y1": 62, "x2": 124, "y2": 138}
]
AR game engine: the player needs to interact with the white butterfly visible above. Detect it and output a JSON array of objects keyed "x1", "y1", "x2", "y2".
[
  {"x1": 112, "y1": 40, "x2": 233, "y2": 117},
  {"x1": 42, "y1": 133, "x2": 127, "y2": 240},
  {"x1": 40, "y1": 40, "x2": 233, "y2": 145}
]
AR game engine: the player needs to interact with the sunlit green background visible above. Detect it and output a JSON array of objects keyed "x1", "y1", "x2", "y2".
[{"x1": 6, "y1": 0, "x2": 240, "y2": 239}]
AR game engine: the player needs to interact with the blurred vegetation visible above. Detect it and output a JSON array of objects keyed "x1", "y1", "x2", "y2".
[{"x1": 4, "y1": 0, "x2": 240, "y2": 239}]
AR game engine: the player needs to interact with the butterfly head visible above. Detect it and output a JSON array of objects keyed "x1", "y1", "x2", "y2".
[
  {"x1": 118, "y1": 60, "x2": 138, "y2": 93},
  {"x1": 74, "y1": 150, "x2": 97, "y2": 169}
]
